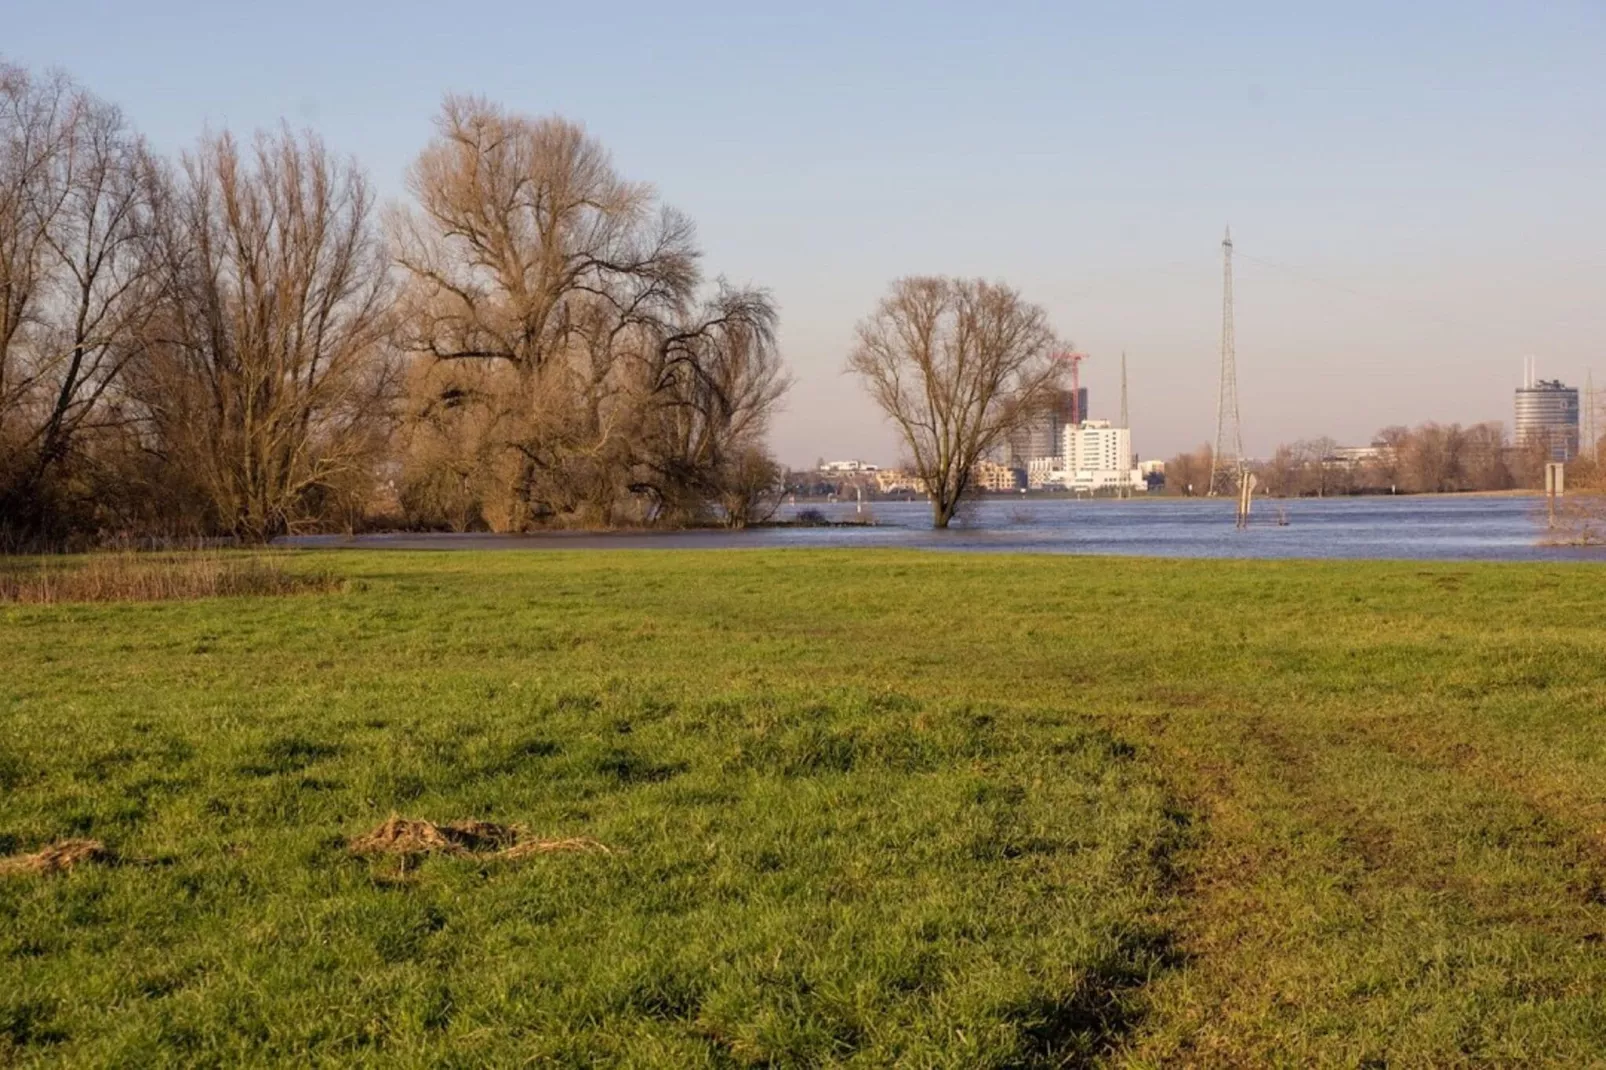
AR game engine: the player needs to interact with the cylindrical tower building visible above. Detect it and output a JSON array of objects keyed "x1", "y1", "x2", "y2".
[{"x1": 1515, "y1": 378, "x2": 1580, "y2": 462}]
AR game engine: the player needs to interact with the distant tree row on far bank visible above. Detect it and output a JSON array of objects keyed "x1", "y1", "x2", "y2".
[{"x1": 1167, "y1": 422, "x2": 1599, "y2": 498}]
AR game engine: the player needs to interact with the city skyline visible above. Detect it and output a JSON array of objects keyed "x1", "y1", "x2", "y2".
[{"x1": 9, "y1": 1, "x2": 1603, "y2": 465}]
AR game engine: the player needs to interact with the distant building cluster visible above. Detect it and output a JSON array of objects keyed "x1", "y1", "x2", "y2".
[
  {"x1": 873, "y1": 469, "x2": 928, "y2": 495},
  {"x1": 1024, "y1": 421, "x2": 1143, "y2": 491},
  {"x1": 819, "y1": 359, "x2": 1593, "y2": 505},
  {"x1": 1003, "y1": 387, "x2": 1146, "y2": 493},
  {"x1": 813, "y1": 384, "x2": 1152, "y2": 498},
  {"x1": 971, "y1": 460, "x2": 1023, "y2": 493}
]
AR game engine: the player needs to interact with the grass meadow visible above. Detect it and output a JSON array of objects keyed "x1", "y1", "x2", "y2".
[{"x1": 2, "y1": 549, "x2": 1605, "y2": 1066}]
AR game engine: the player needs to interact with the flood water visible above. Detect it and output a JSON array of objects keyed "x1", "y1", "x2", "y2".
[{"x1": 285, "y1": 495, "x2": 1606, "y2": 563}]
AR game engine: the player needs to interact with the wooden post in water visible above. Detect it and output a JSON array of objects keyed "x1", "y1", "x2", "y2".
[
  {"x1": 1235, "y1": 471, "x2": 1256, "y2": 529},
  {"x1": 1546, "y1": 462, "x2": 1565, "y2": 529}
]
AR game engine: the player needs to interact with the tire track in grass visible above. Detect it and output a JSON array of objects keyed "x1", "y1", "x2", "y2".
[{"x1": 1105, "y1": 706, "x2": 1606, "y2": 1068}]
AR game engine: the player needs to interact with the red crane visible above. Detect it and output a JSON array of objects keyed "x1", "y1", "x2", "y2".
[{"x1": 1054, "y1": 350, "x2": 1090, "y2": 424}]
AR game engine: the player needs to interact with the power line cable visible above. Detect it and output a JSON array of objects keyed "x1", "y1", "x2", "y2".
[{"x1": 1232, "y1": 250, "x2": 1485, "y2": 336}]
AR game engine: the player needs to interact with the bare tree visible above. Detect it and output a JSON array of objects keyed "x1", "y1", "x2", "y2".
[
  {"x1": 1459, "y1": 422, "x2": 1512, "y2": 491},
  {"x1": 848, "y1": 277, "x2": 1062, "y2": 528},
  {"x1": 392, "y1": 96, "x2": 786, "y2": 528},
  {"x1": 0, "y1": 63, "x2": 159, "y2": 538},
  {"x1": 1289, "y1": 437, "x2": 1340, "y2": 496},
  {"x1": 1399, "y1": 422, "x2": 1466, "y2": 493},
  {"x1": 131, "y1": 129, "x2": 395, "y2": 540},
  {"x1": 1260, "y1": 443, "x2": 1299, "y2": 497},
  {"x1": 1165, "y1": 443, "x2": 1213, "y2": 496},
  {"x1": 1364, "y1": 426, "x2": 1409, "y2": 491},
  {"x1": 713, "y1": 445, "x2": 785, "y2": 529},
  {"x1": 391, "y1": 96, "x2": 698, "y2": 528},
  {"x1": 634, "y1": 284, "x2": 788, "y2": 524}
]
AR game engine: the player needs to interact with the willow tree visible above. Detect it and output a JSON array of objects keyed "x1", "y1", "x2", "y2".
[
  {"x1": 393, "y1": 96, "x2": 788, "y2": 529},
  {"x1": 848, "y1": 277, "x2": 1063, "y2": 528},
  {"x1": 632, "y1": 284, "x2": 788, "y2": 525},
  {"x1": 391, "y1": 96, "x2": 699, "y2": 528}
]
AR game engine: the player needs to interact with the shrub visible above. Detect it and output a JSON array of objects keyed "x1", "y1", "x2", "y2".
[{"x1": 0, "y1": 551, "x2": 340, "y2": 604}]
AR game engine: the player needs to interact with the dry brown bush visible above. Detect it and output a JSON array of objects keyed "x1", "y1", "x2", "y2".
[
  {"x1": 1544, "y1": 459, "x2": 1606, "y2": 545},
  {"x1": 1546, "y1": 497, "x2": 1606, "y2": 545},
  {"x1": 0, "y1": 551, "x2": 339, "y2": 604}
]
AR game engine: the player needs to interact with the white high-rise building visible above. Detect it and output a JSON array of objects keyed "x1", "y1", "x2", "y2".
[
  {"x1": 1063, "y1": 420, "x2": 1130, "y2": 475},
  {"x1": 1027, "y1": 420, "x2": 1142, "y2": 491}
]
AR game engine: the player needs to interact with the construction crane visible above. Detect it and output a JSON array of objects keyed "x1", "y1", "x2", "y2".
[{"x1": 1053, "y1": 350, "x2": 1090, "y2": 424}]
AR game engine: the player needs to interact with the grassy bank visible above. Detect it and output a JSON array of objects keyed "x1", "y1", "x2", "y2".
[{"x1": 3, "y1": 550, "x2": 1605, "y2": 1065}]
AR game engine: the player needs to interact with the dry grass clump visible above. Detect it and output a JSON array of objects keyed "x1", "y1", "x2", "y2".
[
  {"x1": 0, "y1": 550, "x2": 340, "y2": 604},
  {"x1": 500, "y1": 837, "x2": 613, "y2": 859},
  {"x1": 350, "y1": 815, "x2": 611, "y2": 860},
  {"x1": 1542, "y1": 493, "x2": 1606, "y2": 547},
  {"x1": 0, "y1": 839, "x2": 109, "y2": 877},
  {"x1": 350, "y1": 816, "x2": 519, "y2": 856}
]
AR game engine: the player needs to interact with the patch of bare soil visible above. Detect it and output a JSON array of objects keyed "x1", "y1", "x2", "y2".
[
  {"x1": 349, "y1": 815, "x2": 610, "y2": 859},
  {"x1": 0, "y1": 838, "x2": 109, "y2": 876}
]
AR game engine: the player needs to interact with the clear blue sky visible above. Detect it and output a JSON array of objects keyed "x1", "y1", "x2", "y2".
[{"x1": 9, "y1": 0, "x2": 1604, "y2": 464}]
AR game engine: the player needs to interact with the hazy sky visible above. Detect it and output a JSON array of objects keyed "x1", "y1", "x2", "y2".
[{"x1": 9, "y1": 1, "x2": 1603, "y2": 465}]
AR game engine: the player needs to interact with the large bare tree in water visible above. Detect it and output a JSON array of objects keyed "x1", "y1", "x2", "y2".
[{"x1": 848, "y1": 277, "x2": 1062, "y2": 528}]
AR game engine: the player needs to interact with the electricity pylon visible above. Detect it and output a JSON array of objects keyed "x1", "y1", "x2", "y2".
[
  {"x1": 1208, "y1": 227, "x2": 1243, "y2": 496},
  {"x1": 1586, "y1": 369, "x2": 1598, "y2": 464},
  {"x1": 1119, "y1": 350, "x2": 1129, "y2": 429}
]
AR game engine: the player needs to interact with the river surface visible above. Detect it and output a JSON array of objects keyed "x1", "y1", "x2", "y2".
[{"x1": 284, "y1": 496, "x2": 1606, "y2": 563}]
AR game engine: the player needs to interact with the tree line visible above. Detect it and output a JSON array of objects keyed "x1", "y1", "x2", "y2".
[
  {"x1": 1166, "y1": 422, "x2": 1594, "y2": 497},
  {"x1": 0, "y1": 63, "x2": 789, "y2": 545},
  {"x1": 18, "y1": 62, "x2": 1572, "y2": 543}
]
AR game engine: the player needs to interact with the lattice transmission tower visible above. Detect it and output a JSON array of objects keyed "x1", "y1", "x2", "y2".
[
  {"x1": 1208, "y1": 227, "x2": 1243, "y2": 495},
  {"x1": 1587, "y1": 369, "x2": 1599, "y2": 464},
  {"x1": 1119, "y1": 351, "x2": 1129, "y2": 429}
]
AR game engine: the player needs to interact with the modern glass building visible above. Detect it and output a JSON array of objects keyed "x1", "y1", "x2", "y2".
[
  {"x1": 1006, "y1": 388, "x2": 1090, "y2": 465},
  {"x1": 1515, "y1": 379, "x2": 1580, "y2": 461}
]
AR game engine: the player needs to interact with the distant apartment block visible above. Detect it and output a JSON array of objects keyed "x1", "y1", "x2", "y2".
[
  {"x1": 1062, "y1": 420, "x2": 1129, "y2": 473},
  {"x1": 971, "y1": 460, "x2": 1025, "y2": 493},
  {"x1": 874, "y1": 469, "x2": 927, "y2": 494},
  {"x1": 1329, "y1": 445, "x2": 1387, "y2": 466},
  {"x1": 819, "y1": 459, "x2": 879, "y2": 473}
]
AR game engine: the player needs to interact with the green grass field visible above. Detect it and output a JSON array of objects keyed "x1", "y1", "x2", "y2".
[{"x1": 3, "y1": 550, "x2": 1605, "y2": 1066}]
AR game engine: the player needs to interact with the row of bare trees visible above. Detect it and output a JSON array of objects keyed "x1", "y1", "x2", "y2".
[
  {"x1": 0, "y1": 63, "x2": 789, "y2": 544},
  {"x1": 1167, "y1": 422, "x2": 1574, "y2": 497}
]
